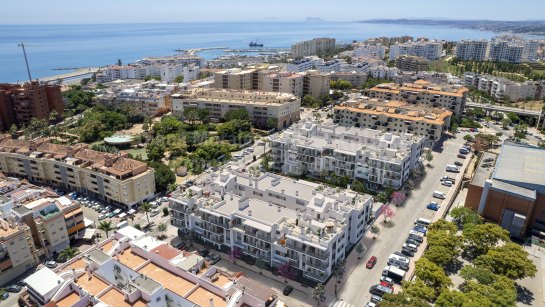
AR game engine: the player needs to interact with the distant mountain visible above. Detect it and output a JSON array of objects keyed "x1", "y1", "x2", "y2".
[
  {"x1": 305, "y1": 17, "x2": 325, "y2": 22},
  {"x1": 360, "y1": 19, "x2": 545, "y2": 36}
]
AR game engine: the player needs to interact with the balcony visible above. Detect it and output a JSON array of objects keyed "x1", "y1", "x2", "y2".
[
  {"x1": 256, "y1": 233, "x2": 272, "y2": 242},
  {"x1": 207, "y1": 219, "x2": 229, "y2": 229},
  {"x1": 304, "y1": 270, "x2": 328, "y2": 282},
  {"x1": 306, "y1": 259, "x2": 329, "y2": 271},
  {"x1": 305, "y1": 249, "x2": 330, "y2": 261}
]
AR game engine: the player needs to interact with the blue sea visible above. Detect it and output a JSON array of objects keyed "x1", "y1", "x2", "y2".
[{"x1": 0, "y1": 21, "x2": 501, "y2": 83}]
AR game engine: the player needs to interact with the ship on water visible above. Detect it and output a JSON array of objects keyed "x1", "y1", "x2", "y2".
[{"x1": 249, "y1": 39, "x2": 263, "y2": 47}]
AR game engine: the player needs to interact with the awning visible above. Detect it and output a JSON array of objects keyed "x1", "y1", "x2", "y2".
[
  {"x1": 127, "y1": 209, "x2": 136, "y2": 215},
  {"x1": 82, "y1": 228, "x2": 96, "y2": 240},
  {"x1": 84, "y1": 217, "x2": 94, "y2": 227}
]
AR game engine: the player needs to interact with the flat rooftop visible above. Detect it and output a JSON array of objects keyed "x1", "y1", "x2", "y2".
[
  {"x1": 55, "y1": 291, "x2": 80, "y2": 307},
  {"x1": 186, "y1": 287, "x2": 227, "y2": 307},
  {"x1": 471, "y1": 151, "x2": 498, "y2": 187},
  {"x1": 493, "y1": 142, "x2": 545, "y2": 194},
  {"x1": 99, "y1": 288, "x2": 147, "y2": 307},
  {"x1": 118, "y1": 248, "x2": 148, "y2": 270},
  {"x1": 138, "y1": 262, "x2": 195, "y2": 296},
  {"x1": 75, "y1": 274, "x2": 109, "y2": 296},
  {"x1": 215, "y1": 194, "x2": 297, "y2": 225}
]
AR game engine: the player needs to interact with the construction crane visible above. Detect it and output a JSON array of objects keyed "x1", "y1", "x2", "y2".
[{"x1": 18, "y1": 42, "x2": 33, "y2": 82}]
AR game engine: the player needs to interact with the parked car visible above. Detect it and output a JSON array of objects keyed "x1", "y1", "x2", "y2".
[
  {"x1": 406, "y1": 238, "x2": 421, "y2": 247},
  {"x1": 98, "y1": 214, "x2": 107, "y2": 220},
  {"x1": 380, "y1": 281, "x2": 393, "y2": 288},
  {"x1": 5, "y1": 285, "x2": 22, "y2": 293},
  {"x1": 45, "y1": 261, "x2": 57, "y2": 268},
  {"x1": 370, "y1": 295, "x2": 382, "y2": 303},
  {"x1": 401, "y1": 248, "x2": 415, "y2": 257},
  {"x1": 16, "y1": 281, "x2": 26, "y2": 287},
  {"x1": 366, "y1": 256, "x2": 377, "y2": 269},
  {"x1": 441, "y1": 180, "x2": 453, "y2": 187},
  {"x1": 458, "y1": 154, "x2": 467, "y2": 159},
  {"x1": 283, "y1": 285, "x2": 293, "y2": 296},
  {"x1": 454, "y1": 161, "x2": 463, "y2": 166},
  {"x1": 1, "y1": 292, "x2": 8, "y2": 300},
  {"x1": 199, "y1": 249, "x2": 210, "y2": 257},
  {"x1": 413, "y1": 226, "x2": 428, "y2": 235},
  {"x1": 427, "y1": 202, "x2": 440, "y2": 211},
  {"x1": 402, "y1": 243, "x2": 418, "y2": 253},
  {"x1": 380, "y1": 276, "x2": 394, "y2": 286},
  {"x1": 207, "y1": 254, "x2": 221, "y2": 265},
  {"x1": 365, "y1": 302, "x2": 377, "y2": 307}
]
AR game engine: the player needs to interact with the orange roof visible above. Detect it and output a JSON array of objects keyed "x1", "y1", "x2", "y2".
[
  {"x1": 150, "y1": 244, "x2": 181, "y2": 260},
  {"x1": 99, "y1": 288, "x2": 147, "y2": 307},
  {"x1": 335, "y1": 105, "x2": 452, "y2": 125},
  {"x1": 138, "y1": 263, "x2": 195, "y2": 296},
  {"x1": 75, "y1": 274, "x2": 109, "y2": 296},
  {"x1": 68, "y1": 258, "x2": 87, "y2": 271},
  {"x1": 101, "y1": 240, "x2": 116, "y2": 253},
  {"x1": 187, "y1": 287, "x2": 227, "y2": 307},
  {"x1": 56, "y1": 291, "x2": 80, "y2": 307},
  {"x1": 118, "y1": 249, "x2": 147, "y2": 270}
]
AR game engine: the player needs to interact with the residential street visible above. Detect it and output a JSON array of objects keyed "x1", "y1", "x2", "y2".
[{"x1": 332, "y1": 133, "x2": 467, "y2": 307}]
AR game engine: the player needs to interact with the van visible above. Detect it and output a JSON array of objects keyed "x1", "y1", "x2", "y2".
[
  {"x1": 415, "y1": 218, "x2": 431, "y2": 226},
  {"x1": 388, "y1": 254, "x2": 409, "y2": 266},
  {"x1": 433, "y1": 191, "x2": 446, "y2": 199}
]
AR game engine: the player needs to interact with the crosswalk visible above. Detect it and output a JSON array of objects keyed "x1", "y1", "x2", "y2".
[{"x1": 328, "y1": 300, "x2": 356, "y2": 307}]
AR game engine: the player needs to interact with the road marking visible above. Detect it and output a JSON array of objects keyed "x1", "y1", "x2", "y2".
[{"x1": 328, "y1": 299, "x2": 356, "y2": 307}]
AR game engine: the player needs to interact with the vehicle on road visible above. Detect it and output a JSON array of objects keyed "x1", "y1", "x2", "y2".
[
  {"x1": 199, "y1": 249, "x2": 210, "y2": 257},
  {"x1": 413, "y1": 226, "x2": 428, "y2": 235},
  {"x1": 427, "y1": 202, "x2": 441, "y2": 211},
  {"x1": 408, "y1": 233, "x2": 424, "y2": 243},
  {"x1": 406, "y1": 238, "x2": 421, "y2": 247},
  {"x1": 382, "y1": 266, "x2": 406, "y2": 283},
  {"x1": 415, "y1": 218, "x2": 431, "y2": 226},
  {"x1": 446, "y1": 165, "x2": 460, "y2": 173},
  {"x1": 441, "y1": 180, "x2": 453, "y2": 187},
  {"x1": 98, "y1": 214, "x2": 107, "y2": 220},
  {"x1": 5, "y1": 285, "x2": 22, "y2": 293},
  {"x1": 433, "y1": 191, "x2": 446, "y2": 199},
  {"x1": 45, "y1": 261, "x2": 57, "y2": 268},
  {"x1": 1, "y1": 292, "x2": 8, "y2": 300},
  {"x1": 366, "y1": 256, "x2": 377, "y2": 269},
  {"x1": 370, "y1": 295, "x2": 382, "y2": 303},
  {"x1": 283, "y1": 285, "x2": 293, "y2": 296},
  {"x1": 369, "y1": 284, "x2": 393, "y2": 297}
]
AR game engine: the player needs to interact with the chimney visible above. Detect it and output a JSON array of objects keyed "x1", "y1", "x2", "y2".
[
  {"x1": 277, "y1": 206, "x2": 281, "y2": 212},
  {"x1": 248, "y1": 210, "x2": 252, "y2": 216},
  {"x1": 281, "y1": 189, "x2": 285, "y2": 194},
  {"x1": 104, "y1": 155, "x2": 113, "y2": 167},
  {"x1": 72, "y1": 268, "x2": 77, "y2": 281},
  {"x1": 66, "y1": 146, "x2": 74, "y2": 157},
  {"x1": 209, "y1": 298, "x2": 215, "y2": 307},
  {"x1": 295, "y1": 191, "x2": 299, "y2": 197},
  {"x1": 238, "y1": 197, "x2": 249, "y2": 210}
]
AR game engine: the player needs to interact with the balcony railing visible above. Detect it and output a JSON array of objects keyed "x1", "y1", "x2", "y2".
[
  {"x1": 304, "y1": 270, "x2": 328, "y2": 282},
  {"x1": 306, "y1": 259, "x2": 329, "y2": 271},
  {"x1": 305, "y1": 249, "x2": 330, "y2": 261}
]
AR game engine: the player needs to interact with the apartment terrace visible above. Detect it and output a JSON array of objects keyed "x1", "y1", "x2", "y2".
[
  {"x1": 137, "y1": 262, "x2": 196, "y2": 296},
  {"x1": 188, "y1": 88, "x2": 299, "y2": 104},
  {"x1": 55, "y1": 291, "x2": 80, "y2": 307},
  {"x1": 371, "y1": 80, "x2": 468, "y2": 97},
  {"x1": 187, "y1": 286, "x2": 227, "y2": 307},
  {"x1": 99, "y1": 288, "x2": 147, "y2": 307},
  {"x1": 117, "y1": 248, "x2": 147, "y2": 270}
]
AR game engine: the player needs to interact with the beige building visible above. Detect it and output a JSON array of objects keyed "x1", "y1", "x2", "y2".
[
  {"x1": 0, "y1": 138, "x2": 155, "y2": 209},
  {"x1": 291, "y1": 38, "x2": 336, "y2": 58},
  {"x1": 333, "y1": 98, "x2": 452, "y2": 143},
  {"x1": 172, "y1": 89, "x2": 301, "y2": 130},
  {"x1": 395, "y1": 55, "x2": 430, "y2": 72},
  {"x1": 261, "y1": 72, "x2": 304, "y2": 97},
  {"x1": 330, "y1": 72, "x2": 368, "y2": 88},
  {"x1": 368, "y1": 80, "x2": 468, "y2": 117},
  {"x1": 301, "y1": 70, "x2": 331, "y2": 99},
  {"x1": 0, "y1": 219, "x2": 36, "y2": 286}
]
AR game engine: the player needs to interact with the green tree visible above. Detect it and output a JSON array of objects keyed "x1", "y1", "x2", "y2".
[
  {"x1": 463, "y1": 223, "x2": 510, "y2": 256},
  {"x1": 157, "y1": 222, "x2": 168, "y2": 237},
  {"x1": 224, "y1": 108, "x2": 250, "y2": 121},
  {"x1": 474, "y1": 242, "x2": 537, "y2": 280},
  {"x1": 436, "y1": 290, "x2": 489, "y2": 307},
  {"x1": 302, "y1": 95, "x2": 320, "y2": 108},
  {"x1": 183, "y1": 107, "x2": 201, "y2": 125},
  {"x1": 506, "y1": 112, "x2": 519, "y2": 123},
  {"x1": 267, "y1": 117, "x2": 278, "y2": 130},
  {"x1": 514, "y1": 123, "x2": 528, "y2": 139},
  {"x1": 148, "y1": 162, "x2": 176, "y2": 192},
  {"x1": 463, "y1": 134, "x2": 474, "y2": 142},
  {"x1": 58, "y1": 246, "x2": 79, "y2": 262},
  {"x1": 425, "y1": 245, "x2": 460, "y2": 267},
  {"x1": 370, "y1": 225, "x2": 380, "y2": 239},
  {"x1": 312, "y1": 283, "x2": 326, "y2": 306},
  {"x1": 146, "y1": 136, "x2": 166, "y2": 161},
  {"x1": 8, "y1": 124, "x2": 18, "y2": 138},
  {"x1": 501, "y1": 117, "x2": 512, "y2": 129},
  {"x1": 380, "y1": 292, "x2": 429, "y2": 307},
  {"x1": 152, "y1": 115, "x2": 183, "y2": 136},
  {"x1": 402, "y1": 280, "x2": 437, "y2": 303},
  {"x1": 260, "y1": 153, "x2": 272, "y2": 172},
  {"x1": 428, "y1": 219, "x2": 457, "y2": 233},
  {"x1": 216, "y1": 119, "x2": 252, "y2": 140},
  {"x1": 98, "y1": 220, "x2": 114, "y2": 238},
  {"x1": 139, "y1": 202, "x2": 153, "y2": 226},
  {"x1": 174, "y1": 75, "x2": 184, "y2": 83},
  {"x1": 332, "y1": 260, "x2": 346, "y2": 283},
  {"x1": 414, "y1": 258, "x2": 452, "y2": 292},
  {"x1": 449, "y1": 207, "x2": 483, "y2": 229},
  {"x1": 461, "y1": 276, "x2": 517, "y2": 307},
  {"x1": 162, "y1": 207, "x2": 169, "y2": 216},
  {"x1": 355, "y1": 243, "x2": 365, "y2": 259}
]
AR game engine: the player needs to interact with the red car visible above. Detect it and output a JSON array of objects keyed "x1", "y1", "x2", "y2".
[
  {"x1": 366, "y1": 256, "x2": 377, "y2": 269},
  {"x1": 380, "y1": 281, "x2": 393, "y2": 289}
]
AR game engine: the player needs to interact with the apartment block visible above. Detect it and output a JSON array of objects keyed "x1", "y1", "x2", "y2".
[
  {"x1": 286, "y1": 56, "x2": 322, "y2": 73},
  {"x1": 172, "y1": 89, "x2": 300, "y2": 130},
  {"x1": 291, "y1": 38, "x2": 336, "y2": 58},
  {"x1": 314, "y1": 60, "x2": 342, "y2": 73},
  {"x1": 0, "y1": 83, "x2": 64, "y2": 131},
  {"x1": 353, "y1": 43, "x2": 386, "y2": 59},
  {"x1": 330, "y1": 72, "x2": 368, "y2": 88},
  {"x1": 368, "y1": 80, "x2": 468, "y2": 117},
  {"x1": 0, "y1": 138, "x2": 155, "y2": 209},
  {"x1": 169, "y1": 167, "x2": 373, "y2": 283},
  {"x1": 464, "y1": 73, "x2": 545, "y2": 102},
  {"x1": 96, "y1": 80, "x2": 176, "y2": 116},
  {"x1": 271, "y1": 121, "x2": 424, "y2": 190},
  {"x1": 333, "y1": 99, "x2": 452, "y2": 143},
  {"x1": 260, "y1": 72, "x2": 304, "y2": 97},
  {"x1": 389, "y1": 40, "x2": 443, "y2": 61},
  {"x1": 21, "y1": 225, "x2": 277, "y2": 307},
  {"x1": 301, "y1": 70, "x2": 331, "y2": 99},
  {"x1": 454, "y1": 40, "x2": 490, "y2": 61},
  {"x1": 0, "y1": 219, "x2": 36, "y2": 287},
  {"x1": 395, "y1": 55, "x2": 429, "y2": 72}
]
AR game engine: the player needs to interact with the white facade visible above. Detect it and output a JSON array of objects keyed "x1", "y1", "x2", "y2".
[
  {"x1": 271, "y1": 121, "x2": 425, "y2": 190},
  {"x1": 455, "y1": 40, "x2": 490, "y2": 61},
  {"x1": 169, "y1": 168, "x2": 373, "y2": 283},
  {"x1": 286, "y1": 56, "x2": 322, "y2": 73},
  {"x1": 389, "y1": 40, "x2": 443, "y2": 61},
  {"x1": 97, "y1": 64, "x2": 200, "y2": 83},
  {"x1": 353, "y1": 43, "x2": 386, "y2": 59},
  {"x1": 315, "y1": 60, "x2": 342, "y2": 73},
  {"x1": 464, "y1": 73, "x2": 545, "y2": 101}
]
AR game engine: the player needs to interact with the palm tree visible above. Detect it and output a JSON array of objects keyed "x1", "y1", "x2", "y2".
[
  {"x1": 139, "y1": 202, "x2": 153, "y2": 226},
  {"x1": 98, "y1": 221, "x2": 114, "y2": 238},
  {"x1": 58, "y1": 246, "x2": 79, "y2": 262}
]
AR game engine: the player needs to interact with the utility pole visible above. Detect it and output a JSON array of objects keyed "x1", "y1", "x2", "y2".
[{"x1": 18, "y1": 42, "x2": 33, "y2": 82}]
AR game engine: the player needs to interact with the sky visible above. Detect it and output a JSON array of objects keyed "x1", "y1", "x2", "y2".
[{"x1": 1, "y1": 0, "x2": 544, "y2": 24}]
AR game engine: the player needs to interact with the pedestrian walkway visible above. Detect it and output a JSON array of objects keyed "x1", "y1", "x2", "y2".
[{"x1": 328, "y1": 299, "x2": 356, "y2": 307}]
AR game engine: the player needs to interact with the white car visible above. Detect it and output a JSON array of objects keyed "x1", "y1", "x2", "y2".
[
  {"x1": 441, "y1": 180, "x2": 453, "y2": 187},
  {"x1": 246, "y1": 147, "x2": 254, "y2": 152}
]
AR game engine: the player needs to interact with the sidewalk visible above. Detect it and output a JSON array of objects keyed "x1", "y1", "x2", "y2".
[{"x1": 523, "y1": 245, "x2": 545, "y2": 306}]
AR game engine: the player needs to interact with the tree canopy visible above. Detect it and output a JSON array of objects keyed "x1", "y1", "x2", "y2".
[
  {"x1": 474, "y1": 242, "x2": 537, "y2": 280},
  {"x1": 463, "y1": 223, "x2": 510, "y2": 256},
  {"x1": 224, "y1": 108, "x2": 250, "y2": 121},
  {"x1": 414, "y1": 258, "x2": 452, "y2": 292},
  {"x1": 148, "y1": 162, "x2": 176, "y2": 192}
]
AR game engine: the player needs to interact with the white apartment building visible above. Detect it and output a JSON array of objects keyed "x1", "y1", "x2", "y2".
[
  {"x1": 97, "y1": 64, "x2": 200, "y2": 83},
  {"x1": 286, "y1": 56, "x2": 322, "y2": 73},
  {"x1": 455, "y1": 40, "x2": 490, "y2": 61},
  {"x1": 0, "y1": 219, "x2": 36, "y2": 287},
  {"x1": 271, "y1": 121, "x2": 424, "y2": 190},
  {"x1": 389, "y1": 40, "x2": 443, "y2": 61},
  {"x1": 353, "y1": 43, "x2": 386, "y2": 59},
  {"x1": 368, "y1": 80, "x2": 468, "y2": 117},
  {"x1": 172, "y1": 88, "x2": 301, "y2": 130},
  {"x1": 292, "y1": 38, "x2": 336, "y2": 58},
  {"x1": 169, "y1": 167, "x2": 373, "y2": 283},
  {"x1": 330, "y1": 72, "x2": 368, "y2": 88},
  {"x1": 367, "y1": 66, "x2": 399, "y2": 79},
  {"x1": 464, "y1": 73, "x2": 545, "y2": 101},
  {"x1": 315, "y1": 60, "x2": 342, "y2": 73}
]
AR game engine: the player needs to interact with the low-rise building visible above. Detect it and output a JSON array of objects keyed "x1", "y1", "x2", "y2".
[
  {"x1": 353, "y1": 43, "x2": 386, "y2": 59},
  {"x1": 286, "y1": 56, "x2": 322, "y2": 73},
  {"x1": 172, "y1": 88, "x2": 301, "y2": 130},
  {"x1": 333, "y1": 98, "x2": 452, "y2": 143},
  {"x1": 21, "y1": 225, "x2": 277, "y2": 307},
  {"x1": 465, "y1": 142, "x2": 545, "y2": 238},
  {"x1": 0, "y1": 138, "x2": 155, "y2": 209},
  {"x1": 169, "y1": 167, "x2": 373, "y2": 283},
  {"x1": 330, "y1": 72, "x2": 368, "y2": 88},
  {"x1": 314, "y1": 60, "x2": 342, "y2": 73},
  {"x1": 464, "y1": 73, "x2": 545, "y2": 101},
  {"x1": 395, "y1": 55, "x2": 429, "y2": 72},
  {"x1": 368, "y1": 80, "x2": 468, "y2": 117},
  {"x1": 271, "y1": 121, "x2": 424, "y2": 190}
]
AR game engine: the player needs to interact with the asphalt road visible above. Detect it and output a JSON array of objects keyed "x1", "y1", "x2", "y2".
[{"x1": 337, "y1": 133, "x2": 467, "y2": 307}]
